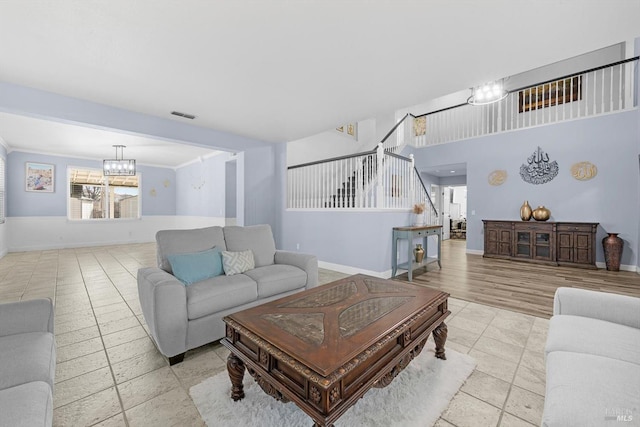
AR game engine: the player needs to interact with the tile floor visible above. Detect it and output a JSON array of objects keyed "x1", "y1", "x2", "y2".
[{"x1": 0, "y1": 243, "x2": 548, "y2": 427}]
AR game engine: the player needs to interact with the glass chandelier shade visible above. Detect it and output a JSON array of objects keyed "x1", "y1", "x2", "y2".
[
  {"x1": 103, "y1": 145, "x2": 136, "y2": 176},
  {"x1": 467, "y1": 80, "x2": 508, "y2": 105}
]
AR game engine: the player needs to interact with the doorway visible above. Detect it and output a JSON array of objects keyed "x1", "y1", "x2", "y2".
[{"x1": 432, "y1": 185, "x2": 467, "y2": 240}]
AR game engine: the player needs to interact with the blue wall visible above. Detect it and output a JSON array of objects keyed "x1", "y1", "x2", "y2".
[
  {"x1": 413, "y1": 110, "x2": 639, "y2": 266},
  {"x1": 175, "y1": 153, "x2": 231, "y2": 217},
  {"x1": 7, "y1": 151, "x2": 176, "y2": 217}
]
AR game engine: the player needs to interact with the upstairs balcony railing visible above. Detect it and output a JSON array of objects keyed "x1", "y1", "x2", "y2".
[{"x1": 413, "y1": 57, "x2": 639, "y2": 146}]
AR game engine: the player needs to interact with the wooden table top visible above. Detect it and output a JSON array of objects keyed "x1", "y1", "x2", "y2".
[
  {"x1": 393, "y1": 225, "x2": 443, "y2": 231},
  {"x1": 224, "y1": 274, "x2": 448, "y2": 376}
]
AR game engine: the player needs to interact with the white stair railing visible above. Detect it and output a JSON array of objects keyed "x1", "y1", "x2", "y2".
[{"x1": 287, "y1": 144, "x2": 438, "y2": 223}]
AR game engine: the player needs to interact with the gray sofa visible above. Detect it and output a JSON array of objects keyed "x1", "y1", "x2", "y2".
[
  {"x1": 0, "y1": 298, "x2": 56, "y2": 427},
  {"x1": 543, "y1": 287, "x2": 640, "y2": 427},
  {"x1": 137, "y1": 224, "x2": 318, "y2": 364}
]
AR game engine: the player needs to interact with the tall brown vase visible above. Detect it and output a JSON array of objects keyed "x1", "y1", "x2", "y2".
[
  {"x1": 602, "y1": 233, "x2": 623, "y2": 271},
  {"x1": 520, "y1": 201, "x2": 532, "y2": 221}
]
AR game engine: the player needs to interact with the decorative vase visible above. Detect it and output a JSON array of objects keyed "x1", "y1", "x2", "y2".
[
  {"x1": 414, "y1": 244, "x2": 425, "y2": 263},
  {"x1": 520, "y1": 201, "x2": 532, "y2": 221},
  {"x1": 532, "y1": 206, "x2": 551, "y2": 221},
  {"x1": 413, "y1": 213, "x2": 425, "y2": 226},
  {"x1": 602, "y1": 233, "x2": 623, "y2": 271}
]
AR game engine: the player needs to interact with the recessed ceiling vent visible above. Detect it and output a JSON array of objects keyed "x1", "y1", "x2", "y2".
[{"x1": 171, "y1": 111, "x2": 196, "y2": 120}]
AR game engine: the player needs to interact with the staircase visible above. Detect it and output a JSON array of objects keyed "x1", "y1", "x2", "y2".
[{"x1": 287, "y1": 115, "x2": 438, "y2": 223}]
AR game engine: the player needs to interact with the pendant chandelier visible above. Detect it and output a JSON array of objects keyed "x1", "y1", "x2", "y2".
[
  {"x1": 103, "y1": 145, "x2": 136, "y2": 176},
  {"x1": 467, "y1": 79, "x2": 508, "y2": 105}
]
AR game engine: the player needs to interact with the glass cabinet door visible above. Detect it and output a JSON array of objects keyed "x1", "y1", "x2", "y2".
[
  {"x1": 516, "y1": 231, "x2": 531, "y2": 256},
  {"x1": 534, "y1": 232, "x2": 551, "y2": 259}
]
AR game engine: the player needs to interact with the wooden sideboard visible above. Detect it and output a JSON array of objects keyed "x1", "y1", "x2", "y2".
[{"x1": 483, "y1": 220, "x2": 598, "y2": 269}]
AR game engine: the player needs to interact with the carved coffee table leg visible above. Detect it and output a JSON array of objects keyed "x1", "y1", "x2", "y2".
[
  {"x1": 433, "y1": 322, "x2": 448, "y2": 360},
  {"x1": 227, "y1": 353, "x2": 246, "y2": 401}
]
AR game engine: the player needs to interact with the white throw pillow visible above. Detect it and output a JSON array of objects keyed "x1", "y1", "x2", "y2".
[{"x1": 221, "y1": 250, "x2": 255, "y2": 276}]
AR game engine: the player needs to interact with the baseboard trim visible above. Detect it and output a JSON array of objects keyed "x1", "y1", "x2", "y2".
[
  {"x1": 466, "y1": 249, "x2": 484, "y2": 255},
  {"x1": 318, "y1": 261, "x2": 391, "y2": 279},
  {"x1": 595, "y1": 261, "x2": 637, "y2": 272}
]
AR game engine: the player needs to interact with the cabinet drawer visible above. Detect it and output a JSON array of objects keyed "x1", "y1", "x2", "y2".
[
  {"x1": 484, "y1": 221, "x2": 512, "y2": 229},
  {"x1": 514, "y1": 223, "x2": 552, "y2": 232},
  {"x1": 557, "y1": 224, "x2": 594, "y2": 233}
]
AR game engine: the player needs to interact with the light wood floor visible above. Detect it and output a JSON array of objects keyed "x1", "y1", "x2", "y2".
[{"x1": 396, "y1": 239, "x2": 640, "y2": 318}]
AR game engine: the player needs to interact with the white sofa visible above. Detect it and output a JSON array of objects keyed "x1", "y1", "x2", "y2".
[
  {"x1": 137, "y1": 224, "x2": 318, "y2": 365},
  {"x1": 0, "y1": 298, "x2": 56, "y2": 427},
  {"x1": 542, "y1": 287, "x2": 640, "y2": 427}
]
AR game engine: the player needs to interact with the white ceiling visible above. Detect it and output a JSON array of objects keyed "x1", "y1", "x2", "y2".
[{"x1": 0, "y1": 1, "x2": 638, "y2": 167}]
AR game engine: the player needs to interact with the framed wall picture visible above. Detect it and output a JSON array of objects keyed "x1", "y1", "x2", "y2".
[
  {"x1": 518, "y1": 76, "x2": 582, "y2": 113},
  {"x1": 26, "y1": 162, "x2": 55, "y2": 192}
]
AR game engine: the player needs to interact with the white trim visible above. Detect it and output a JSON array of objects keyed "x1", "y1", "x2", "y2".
[
  {"x1": 0, "y1": 136, "x2": 8, "y2": 151},
  {"x1": 5, "y1": 215, "x2": 225, "y2": 252},
  {"x1": 318, "y1": 260, "x2": 391, "y2": 279},
  {"x1": 466, "y1": 249, "x2": 484, "y2": 255},
  {"x1": 288, "y1": 208, "x2": 413, "y2": 213},
  {"x1": 595, "y1": 261, "x2": 637, "y2": 272}
]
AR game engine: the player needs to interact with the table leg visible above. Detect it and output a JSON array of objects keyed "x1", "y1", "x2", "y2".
[
  {"x1": 392, "y1": 237, "x2": 398, "y2": 278},
  {"x1": 227, "y1": 353, "x2": 246, "y2": 401},
  {"x1": 407, "y1": 236, "x2": 413, "y2": 282},
  {"x1": 437, "y1": 230, "x2": 442, "y2": 268},
  {"x1": 433, "y1": 322, "x2": 448, "y2": 360}
]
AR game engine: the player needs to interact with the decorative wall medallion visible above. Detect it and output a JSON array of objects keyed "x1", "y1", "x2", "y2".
[
  {"x1": 163, "y1": 179, "x2": 171, "y2": 188},
  {"x1": 488, "y1": 170, "x2": 507, "y2": 186},
  {"x1": 520, "y1": 146, "x2": 559, "y2": 185},
  {"x1": 413, "y1": 116, "x2": 426, "y2": 136},
  {"x1": 149, "y1": 188, "x2": 157, "y2": 197},
  {"x1": 570, "y1": 161, "x2": 597, "y2": 181}
]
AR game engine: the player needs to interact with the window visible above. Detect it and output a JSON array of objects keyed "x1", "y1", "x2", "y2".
[
  {"x1": 68, "y1": 168, "x2": 140, "y2": 220},
  {"x1": 0, "y1": 157, "x2": 5, "y2": 224}
]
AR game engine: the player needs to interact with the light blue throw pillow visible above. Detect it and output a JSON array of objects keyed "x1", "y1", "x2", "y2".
[{"x1": 167, "y1": 247, "x2": 224, "y2": 285}]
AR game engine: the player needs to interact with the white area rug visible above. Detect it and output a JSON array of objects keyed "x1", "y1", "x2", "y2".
[{"x1": 190, "y1": 341, "x2": 476, "y2": 427}]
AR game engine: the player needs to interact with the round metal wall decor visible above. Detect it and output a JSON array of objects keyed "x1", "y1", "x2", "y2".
[
  {"x1": 488, "y1": 170, "x2": 507, "y2": 186},
  {"x1": 520, "y1": 146, "x2": 559, "y2": 185},
  {"x1": 570, "y1": 161, "x2": 597, "y2": 181}
]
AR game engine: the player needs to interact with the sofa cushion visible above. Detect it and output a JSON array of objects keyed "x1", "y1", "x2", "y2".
[
  {"x1": 186, "y1": 274, "x2": 258, "y2": 320},
  {"x1": 224, "y1": 225, "x2": 276, "y2": 267},
  {"x1": 243, "y1": 264, "x2": 307, "y2": 298},
  {"x1": 221, "y1": 250, "x2": 255, "y2": 276},
  {"x1": 542, "y1": 351, "x2": 640, "y2": 427},
  {"x1": 167, "y1": 247, "x2": 224, "y2": 285},
  {"x1": 0, "y1": 332, "x2": 55, "y2": 390},
  {"x1": 0, "y1": 381, "x2": 53, "y2": 427},
  {"x1": 156, "y1": 226, "x2": 226, "y2": 273},
  {"x1": 546, "y1": 315, "x2": 640, "y2": 366}
]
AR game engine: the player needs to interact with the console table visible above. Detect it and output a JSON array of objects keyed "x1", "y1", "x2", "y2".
[
  {"x1": 483, "y1": 220, "x2": 598, "y2": 269},
  {"x1": 392, "y1": 225, "x2": 442, "y2": 281}
]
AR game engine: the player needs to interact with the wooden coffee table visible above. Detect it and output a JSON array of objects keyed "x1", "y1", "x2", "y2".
[{"x1": 221, "y1": 274, "x2": 449, "y2": 427}]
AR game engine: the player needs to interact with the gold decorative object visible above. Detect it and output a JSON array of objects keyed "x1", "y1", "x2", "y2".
[
  {"x1": 414, "y1": 244, "x2": 425, "y2": 263},
  {"x1": 149, "y1": 188, "x2": 157, "y2": 197},
  {"x1": 532, "y1": 206, "x2": 551, "y2": 221},
  {"x1": 163, "y1": 179, "x2": 171, "y2": 187},
  {"x1": 571, "y1": 161, "x2": 597, "y2": 181},
  {"x1": 520, "y1": 201, "x2": 532, "y2": 221},
  {"x1": 488, "y1": 170, "x2": 507, "y2": 186},
  {"x1": 413, "y1": 116, "x2": 426, "y2": 136}
]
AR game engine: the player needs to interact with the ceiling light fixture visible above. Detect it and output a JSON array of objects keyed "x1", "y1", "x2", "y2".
[
  {"x1": 103, "y1": 145, "x2": 136, "y2": 176},
  {"x1": 467, "y1": 79, "x2": 508, "y2": 105}
]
